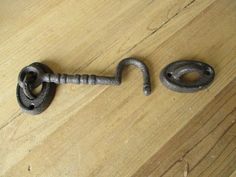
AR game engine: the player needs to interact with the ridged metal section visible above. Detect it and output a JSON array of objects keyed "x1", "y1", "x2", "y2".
[{"x1": 41, "y1": 58, "x2": 151, "y2": 95}]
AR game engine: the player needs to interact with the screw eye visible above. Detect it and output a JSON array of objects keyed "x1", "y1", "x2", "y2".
[
  {"x1": 204, "y1": 70, "x2": 211, "y2": 76},
  {"x1": 28, "y1": 104, "x2": 35, "y2": 110},
  {"x1": 167, "y1": 73, "x2": 172, "y2": 78}
]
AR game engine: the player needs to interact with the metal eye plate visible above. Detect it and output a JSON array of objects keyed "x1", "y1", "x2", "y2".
[
  {"x1": 160, "y1": 60, "x2": 215, "y2": 92},
  {"x1": 16, "y1": 63, "x2": 56, "y2": 115}
]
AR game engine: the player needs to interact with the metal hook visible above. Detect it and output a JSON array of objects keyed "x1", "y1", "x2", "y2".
[
  {"x1": 17, "y1": 58, "x2": 151, "y2": 114},
  {"x1": 115, "y1": 58, "x2": 151, "y2": 96}
]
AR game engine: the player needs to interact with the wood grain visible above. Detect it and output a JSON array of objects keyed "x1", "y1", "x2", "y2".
[
  {"x1": 0, "y1": 0, "x2": 236, "y2": 176},
  {"x1": 133, "y1": 78, "x2": 236, "y2": 177}
]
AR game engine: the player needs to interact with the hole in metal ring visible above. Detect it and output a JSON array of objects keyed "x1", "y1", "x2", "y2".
[
  {"x1": 28, "y1": 104, "x2": 35, "y2": 110},
  {"x1": 180, "y1": 71, "x2": 201, "y2": 84},
  {"x1": 167, "y1": 73, "x2": 172, "y2": 78},
  {"x1": 31, "y1": 84, "x2": 43, "y2": 96}
]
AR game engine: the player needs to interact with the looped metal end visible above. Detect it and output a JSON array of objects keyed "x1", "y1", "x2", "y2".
[{"x1": 17, "y1": 63, "x2": 56, "y2": 115}]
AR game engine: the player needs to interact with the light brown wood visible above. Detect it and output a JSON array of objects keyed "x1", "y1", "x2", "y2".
[
  {"x1": 133, "y1": 79, "x2": 236, "y2": 177},
  {"x1": 230, "y1": 171, "x2": 236, "y2": 177},
  {"x1": 0, "y1": 0, "x2": 236, "y2": 176}
]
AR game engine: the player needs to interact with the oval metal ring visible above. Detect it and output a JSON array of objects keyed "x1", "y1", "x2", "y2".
[
  {"x1": 160, "y1": 60, "x2": 215, "y2": 92},
  {"x1": 16, "y1": 62, "x2": 56, "y2": 115}
]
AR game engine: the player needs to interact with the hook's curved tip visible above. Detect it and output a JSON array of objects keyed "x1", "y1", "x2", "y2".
[{"x1": 143, "y1": 84, "x2": 151, "y2": 96}]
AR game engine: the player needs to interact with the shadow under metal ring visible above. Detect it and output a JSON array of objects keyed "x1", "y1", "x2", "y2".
[{"x1": 160, "y1": 60, "x2": 215, "y2": 92}]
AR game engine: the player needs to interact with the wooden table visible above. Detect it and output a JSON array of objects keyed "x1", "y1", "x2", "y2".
[{"x1": 0, "y1": 0, "x2": 236, "y2": 176}]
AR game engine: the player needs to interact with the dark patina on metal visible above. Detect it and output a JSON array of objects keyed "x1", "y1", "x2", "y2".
[
  {"x1": 17, "y1": 58, "x2": 151, "y2": 114},
  {"x1": 160, "y1": 60, "x2": 215, "y2": 92},
  {"x1": 17, "y1": 62, "x2": 56, "y2": 115}
]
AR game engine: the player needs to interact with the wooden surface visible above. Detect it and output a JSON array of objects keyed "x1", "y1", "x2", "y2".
[{"x1": 0, "y1": 0, "x2": 236, "y2": 176}]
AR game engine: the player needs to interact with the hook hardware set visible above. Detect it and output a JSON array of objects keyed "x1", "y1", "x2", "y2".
[{"x1": 17, "y1": 57, "x2": 215, "y2": 115}]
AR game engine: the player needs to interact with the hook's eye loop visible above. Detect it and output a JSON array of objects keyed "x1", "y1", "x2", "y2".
[{"x1": 16, "y1": 63, "x2": 56, "y2": 115}]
